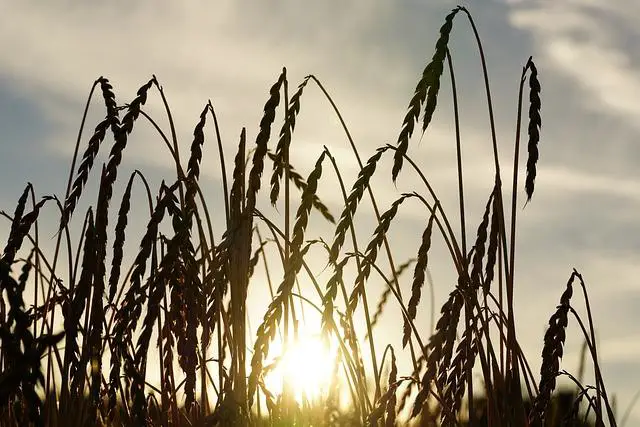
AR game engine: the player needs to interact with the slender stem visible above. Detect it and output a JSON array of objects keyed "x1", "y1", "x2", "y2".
[
  {"x1": 153, "y1": 76, "x2": 185, "y2": 207},
  {"x1": 446, "y1": 47, "x2": 474, "y2": 423},
  {"x1": 392, "y1": 148, "x2": 463, "y2": 271},
  {"x1": 51, "y1": 78, "x2": 99, "y2": 398},
  {"x1": 568, "y1": 306, "x2": 615, "y2": 426},
  {"x1": 509, "y1": 68, "x2": 526, "y2": 308},
  {"x1": 319, "y1": 148, "x2": 375, "y2": 405},
  {"x1": 446, "y1": 49, "x2": 466, "y2": 260},
  {"x1": 208, "y1": 101, "x2": 231, "y2": 226},
  {"x1": 308, "y1": 76, "x2": 382, "y2": 400},
  {"x1": 575, "y1": 271, "x2": 614, "y2": 426}
]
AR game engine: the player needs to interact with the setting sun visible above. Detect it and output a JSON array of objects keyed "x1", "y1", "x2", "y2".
[{"x1": 264, "y1": 333, "x2": 337, "y2": 403}]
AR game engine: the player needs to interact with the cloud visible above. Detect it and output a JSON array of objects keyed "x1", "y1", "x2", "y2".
[{"x1": 509, "y1": 1, "x2": 640, "y2": 126}]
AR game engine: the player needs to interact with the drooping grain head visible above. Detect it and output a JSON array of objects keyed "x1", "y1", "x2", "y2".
[
  {"x1": 330, "y1": 146, "x2": 388, "y2": 264},
  {"x1": 392, "y1": 7, "x2": 461, "y2": 182},
  {"x1": 441, "y1": 319, "x2": 480, "y2": 426},
  {"x1": 61, "y1": 77, "x2": 120, "y2": 229},
  {"x1": 269, "y1": 152, "x2": 335, "y2": 223},
  {"x1": 470, "y1": 189, "x2": 494, "y2": 289},
  {"x1": 246, "y1": 69, "x2": 287, "y2": 215},
  {"x1": 348, "y1": 194, "x2": 410, "y2": 314},
  {"x1": 525, "y1": 57, "x2": 541, "y2": 202},
  {"x1": 369, "y1": 258, "x2": 414, "y2": 339},
  {"x1": 270, "y1": 76, "x2": 311, "y2": 205},
  {"x1": 411, "y1": 287, "x2": 464, "y2": 419},
  {"x1": 108, "y1": 172, "x2": 135, "y2": 302},
  {"x1": 530, "y1": 271, "x2": 575, "y2": 424},
  {"x1": 484, "y1": 182, "x2": 501, "y2": 295},
  {"x1": 404, "y1": 210, "x2": 436, "y2": 348}
]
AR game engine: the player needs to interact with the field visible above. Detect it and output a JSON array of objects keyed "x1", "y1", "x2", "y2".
[{"x1": 0, "y1": 7, "x2": 619, "y2": 426}]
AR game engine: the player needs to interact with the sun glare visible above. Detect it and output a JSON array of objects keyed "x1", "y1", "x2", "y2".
[{"x1": 264, "y1": 333, "x2": 337, "y2": 403}]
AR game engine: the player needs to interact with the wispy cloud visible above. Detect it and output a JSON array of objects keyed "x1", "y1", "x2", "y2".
[{"x1": 510, "y1": 1, "x2": 640, "y2": 126}]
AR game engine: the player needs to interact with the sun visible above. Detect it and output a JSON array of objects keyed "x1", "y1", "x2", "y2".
[{"x1": 263, "y1": 332, "x2": 337, "y2": 403}]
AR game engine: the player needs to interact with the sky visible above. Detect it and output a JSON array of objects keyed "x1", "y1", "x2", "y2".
[{"x1": 1, "y1": 0, "x2": 640, "y2": 423}]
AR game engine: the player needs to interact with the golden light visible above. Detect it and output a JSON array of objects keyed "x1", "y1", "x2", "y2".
[{"x1": 264, "y1": 332, "x2": 337, "y2": 403}]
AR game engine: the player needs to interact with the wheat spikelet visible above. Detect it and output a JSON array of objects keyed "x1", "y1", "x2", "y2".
[
  {"x1": 134, "y1": 241, "x2": 177, "y2": 375},
  {"x1": 65, "y1": 210, "x2": 96, "y2": 394},
  {"x1": 206, "y1": 242, "x2": 230, "y2": 338},
  {"x1": 170, "y1": 261, "x2": 200, "y2": 408},
  {"x1": 525, "y1": 57, "x2": 541, "y2": 202},
  {"x1": 108, "y1": 172, "x2": 135, "y2": 302},
  {"x1": 366, "y1": 352, "x2": 400, "y2": 426},
  {"x1": 270, "y1": 76, "x2": 311, "y2": 205},
  {"x1": 7, "y1": 184, "x2": 31, "y2": 244},
  {"x1": 470, "y1": 189, "x2": 494, "y2": 289},
  {"x1": 2, "y1": 196, "x2": 52, "y2": 264},
  {"x1": 0, "y1": 184, "x2": 32, "y2": 326},
  {"x1": 160, "y1": 318, "x2": 177, "y2": 422},
  {"x1": 230, "y1": 128, "x2": 246, "y2": 225},
  {"x1": 183, "y1": 103, "x2": 209, "y2": 225},
  {"x1": 247, "y1": 275, "x2": 286, "y2": 406},
  {"x1": 433, "y1": 290, "x2": 466, "y2": 404},
  {"x1": 441, "y1": 318, "x2": 479, "y2": 426},
  {"x1": 404, "y1": 210, "x2": 436, "y2": 348},
  {"x1": 187, "y1": 104, "x2": 208, "y2": 184},
  {"x1": 484, "y1": 182, "x2": 500, "y2": 295},
  {"x1": 392, "y1": 7, "x2": 461, "y2": 181},
  {"x1": 61, "y1": 77, "x2": 120, "y2": 228},
  {"x1": 100, "y1": 78, "x2": 118, "y2": 119},
  {"x1": 86, "y1": 260, "x2": 105, "y2": 413},
  {"x1": 321, "y1": 257, "x2": 348, "y2": 341},
  {"x1": 421, "y1": 8, "x2": 459, "y2": 134},
  {"x1": 348, "y1": 194, "x2": 410, "y2": 314},
  {"x1": 86, "y1": 166, "x2": 109, "y2": 421},
  {"x1": 62, "y1": 118, "x2": 111, "y2": 229},
  {"x1": 530, "y1": 271, "x2": 575, "y2": 423},
  {"x1": 411, "y1": 286, "x2": 464, "y2": 419},
  {"x1": 385, "y1": 349, "x2": 398, "y2": 427},
  {"x1": 227, "y1": 122, "x2": 250, "y2": 403},
  {"x1": 246, "y1": 69, "x2": 286, "y2": 215},
  {"x1": 370, "y1": 258, "x2": 414, "y2": 337},
  {"x1": 329, "y1": 146, "x2": 389, "y2": 263},
  {"x1": 247, "y1": 240, "x2": 269, "y2": 280},
  {"x1": 290, "y1": 151, "x2": 326, "y2": 251},
  {"x1": 268, "y1": 151, "x2": 335, "y2": 223}
]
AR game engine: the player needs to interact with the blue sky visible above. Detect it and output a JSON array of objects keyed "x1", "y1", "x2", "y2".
[{"x1": 1, "y1": 0, "x2": 640, "y2": 422}]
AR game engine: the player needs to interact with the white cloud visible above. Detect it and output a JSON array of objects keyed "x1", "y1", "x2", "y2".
[
  {"x1": 509, "y1": 1, "x2": 640, "y2": 127},
  {"x1": 538, "y1": 166, "x2": 640, "y2": 201},
  {"x1": 0, "y1": 1, "x2": 417, "y2": 180}
]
